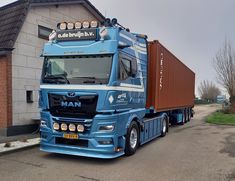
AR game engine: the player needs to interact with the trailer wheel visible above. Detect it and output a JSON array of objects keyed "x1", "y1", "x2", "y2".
[
  {"x1": 180, "y1": 110, "x2": 186, "y2": 125},
  {"x1": 185, "y1": 109, "x2": 189, "y2": 123},
  {"x1": 125, "y1": 121, "x2": 139, "y2": 156},
  {"x1": 161, "y1": 116, "x2": 167, "y2": 137},
  {"x1": 188, "y1": 109, "x2": 191, "y2": 122}
]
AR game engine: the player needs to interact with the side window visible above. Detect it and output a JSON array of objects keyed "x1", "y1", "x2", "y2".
[{"x1": 119, "y1": 53, "x2": 137, "y2": 80}]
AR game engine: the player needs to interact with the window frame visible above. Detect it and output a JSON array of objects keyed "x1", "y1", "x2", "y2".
[
  {"x1": 38, "y1": 25, "x2": 53, "y2": 40},
  {"x1": 118, "y1": 52, "x2": 138, "y2": 81}
]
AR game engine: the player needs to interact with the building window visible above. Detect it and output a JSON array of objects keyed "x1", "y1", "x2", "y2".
[
  {"x1": 26, "y1": 91, "x2": 33, "y2": 103},
  {"x1": 38, "y1": 25, "x2": 52, "y2": 40}
]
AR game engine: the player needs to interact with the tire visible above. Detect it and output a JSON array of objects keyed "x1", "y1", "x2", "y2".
[
  {"x1": 188, "y1": 109, "x2": 191, "y2": 122},
  {"x1": 125, "y1": 121, "x2": 139, "y2": 156},
  {"x1": 161, "y1": 116, "x2": 167, "y2": 137},
  {"x1": 180, "y1": 110, "x2": 185, "y2": 125},
  {"x1": 185, "y1": 109, "x2": 188, "y2": 123}
]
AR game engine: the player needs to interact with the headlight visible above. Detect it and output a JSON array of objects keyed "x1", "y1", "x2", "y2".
[
  {"x1": 75, "y1": 21, "x2": 82, "y2": 29},
  {"x1": 53, "y1": 122, "x2": 60, "y2": 130},
  {"x1": 69, "y1": 124, "x2": 76, "y2": 132},
  {"x1": 67, "y1": 22, "x2": 74, "y2": 30},
  {"x1": 90, "y1": 20, "x2": 98, "y2": 28},
  {"x1": 59, "y1": 22, "x2": 67, "y2": 30},
  {"x1": 99, "y1": 125, "x2": 114, "y2": 132},
  {"x1": 82, "y1": 21, "x2": 90, "y2": 29},
  {"x1": 61, "y1": 123, "x2": 68, "y2": 131},
  {"x1": 77, "y1": 124, "x2": 85, "y2": 132}
]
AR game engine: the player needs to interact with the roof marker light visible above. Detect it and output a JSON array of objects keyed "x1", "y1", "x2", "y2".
[
  {"x1": 82, "y1": 21, "x2": 90, "y2": 29},
  {"x1": 90, "y1": 20, "x2": 98, "y2": 28},
  {"x1": 75, "y1": 21, "x2": 82, "y2": 29},
  {"x1": 67, "y1": 22, "x2": 74, "y2": 30}
]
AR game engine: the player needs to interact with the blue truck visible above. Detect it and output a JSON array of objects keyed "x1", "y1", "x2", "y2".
[{"x1": 39, "y1": 19, "x2": 195, "y2": 158}]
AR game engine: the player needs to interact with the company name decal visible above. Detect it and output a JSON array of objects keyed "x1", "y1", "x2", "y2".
[{"x1": 56, "y1": 29, "x2": 97, "y2": 41}]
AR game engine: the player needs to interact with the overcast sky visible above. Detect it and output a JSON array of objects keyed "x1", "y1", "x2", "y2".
[{"x1": 1, "y1": 0, "x2": 235, "y2": 96}]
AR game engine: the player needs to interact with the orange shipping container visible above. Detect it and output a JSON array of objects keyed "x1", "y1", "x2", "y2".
[{"x1": 146, "y1": 40, "x2": 195, "y2": 111}]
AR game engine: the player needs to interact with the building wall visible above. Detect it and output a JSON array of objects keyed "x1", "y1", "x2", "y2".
[
  {"x1": 0, "y1": 55, "x2": 12, "y2": 130},
  {"x1": 12, "y1": 4, "x2": 98, "y2": 126}
]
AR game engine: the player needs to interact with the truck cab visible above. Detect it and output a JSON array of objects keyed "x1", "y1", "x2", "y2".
[{"x1": 39, "y1": 19, "x2": 149, "y2": 158}]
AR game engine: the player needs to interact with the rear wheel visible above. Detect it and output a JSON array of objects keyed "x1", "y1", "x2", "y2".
[
  {"x1": 161, "y1": 116, "x2": 167, "y2": 137},
  {"x1": 125, "y1": 121, "x2": 139, "y2": 156},
  {"x1": 180, "y1": 110, "x2": 186, "y2": 125},
  {"x1": 188, "y1": 109, "x2": 191, "y2": 122}
]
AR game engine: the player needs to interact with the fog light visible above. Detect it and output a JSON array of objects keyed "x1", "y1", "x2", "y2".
[
  {"x1": 99, "y1": 125, "x2": 114, "y2": 132},
  {"x1": 77, "y1": 124, "x2": 85, "y2": 132},
  {"x1": 61, "y1": 123, "x2": 68, "y2": 131},
  {"x1": 53, "y1": 122, "x2": 60, "y2": 130},
  {"x1": 69, "y1": 124, "x2": 76, "y2": 132}
]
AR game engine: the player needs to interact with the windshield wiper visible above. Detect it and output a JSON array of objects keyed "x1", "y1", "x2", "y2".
[
  {"x1": 72, "y1": 76, "x2": 104, "y2": 84},
  {"x1": 44, "y1": 74, "x2": 70, "y2": 84}
]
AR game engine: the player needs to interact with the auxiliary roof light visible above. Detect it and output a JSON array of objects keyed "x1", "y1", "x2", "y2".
[
  {"x1": 67, "y1": 22, "x2": 74, "y2": 30},
  {"x1": 75, "y1": 21, "x2": 82, "y2": 29},
  {"x1": 58, "y1": 22, "x2": 67, "y2": 30},
  {"x1": 90, "y1": 20, "x2": 98, "y2": 28},
  {"x1": 82, "y1": 21, "x2": 90, "y2": 29}
]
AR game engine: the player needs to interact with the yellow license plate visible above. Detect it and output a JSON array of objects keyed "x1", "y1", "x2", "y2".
[{"x1": 63, "y1": 133, "x2": 79, "y2": 140}]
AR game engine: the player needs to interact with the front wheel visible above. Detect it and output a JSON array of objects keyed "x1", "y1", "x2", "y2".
[{"x1": 125, "y1": 121, "x2": 139, "y2": 156}]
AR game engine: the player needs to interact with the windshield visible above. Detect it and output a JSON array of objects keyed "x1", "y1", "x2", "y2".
[{"x1": 42, "y1": 55, "x2": 113, "y2": 85}]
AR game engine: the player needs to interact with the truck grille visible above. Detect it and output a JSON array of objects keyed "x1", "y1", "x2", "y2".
[{"x1": 48, "y1": 94, "x2": 98, "y2": 119}]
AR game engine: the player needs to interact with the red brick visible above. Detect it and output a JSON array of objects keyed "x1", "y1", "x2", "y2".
[{"x1": 0, "y1": 54, "x2": 12, "y2": 128}]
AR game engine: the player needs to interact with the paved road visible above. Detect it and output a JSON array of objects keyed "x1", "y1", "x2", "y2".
[{"x1": 0, "y1": 105, "x2": 234, "y2": 181}]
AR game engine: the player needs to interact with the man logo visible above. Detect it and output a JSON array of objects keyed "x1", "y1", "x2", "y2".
[
  {"x1": 61, "y1": 101, "x2": 81, "y2": 108},
  {"x1": 68, "y1": 92, "x2": 76, "y2": 97}
]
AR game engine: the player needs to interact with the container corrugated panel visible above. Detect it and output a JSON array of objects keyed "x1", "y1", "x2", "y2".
[{"x1": 146, "y1": 40, "x2": 195, "y2": 111}]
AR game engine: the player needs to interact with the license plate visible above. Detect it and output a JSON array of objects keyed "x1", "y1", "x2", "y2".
[{"x1": 63, "y1": 133, "x2": 78, "y2": 140}]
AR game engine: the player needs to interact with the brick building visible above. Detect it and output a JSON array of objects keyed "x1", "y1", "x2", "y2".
[{"x1": 0, "y1": 0, "x2": 104, "y2": 136}]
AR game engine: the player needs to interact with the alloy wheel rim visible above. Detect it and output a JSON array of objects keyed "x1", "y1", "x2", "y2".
[{"x1": 130, "y1": 128, "x2": 138, "y2": 149}]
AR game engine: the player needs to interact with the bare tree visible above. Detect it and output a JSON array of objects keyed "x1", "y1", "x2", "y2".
[
  {"x1": 213, "y1": 40, "x2": 235, "y2": 112},
  {"x1": 198, "y1": 80, "x2": 221, "y2": 102}
]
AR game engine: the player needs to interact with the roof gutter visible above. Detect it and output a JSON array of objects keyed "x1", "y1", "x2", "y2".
[{"x1": 0, "y1": 48, "x2": 14, "y2": 56}]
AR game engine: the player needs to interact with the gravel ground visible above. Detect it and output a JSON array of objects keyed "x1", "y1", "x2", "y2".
[{"x1": 0, "y1": 104, "x2": 234, "y2": 181}]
